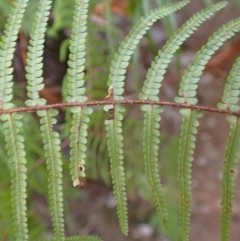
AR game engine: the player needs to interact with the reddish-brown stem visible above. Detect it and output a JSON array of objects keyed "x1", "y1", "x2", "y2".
[{"x1": 0, "y1": 100, "x2": 239, "y2": 117}]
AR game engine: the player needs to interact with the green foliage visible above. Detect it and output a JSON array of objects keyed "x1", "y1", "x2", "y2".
[
  {"x1": 175, "y1": 17, "x2": 240, "y2": 105},
  {"x1": 177, "y1": 109, "x2": 202, "y2": 241},
  {"x1": 38, "y1": 109, "x2": 65, "y2": 239},
  {"x1": 24, "y1": 0, "x2": 66, "y2": 239},
  {"x1": 139, "y1": 1, "x2": 226, "y2": 231},
  {"x1": 104, "y1": 0, "x2": 188, "y2": 233},
  {"x1": 2, "y1": 1, "x2": 240, "y2": 241},
  {"x1": 105, "y1": 105, "x2": 128, "y2": 235},
  {"x1": 141, "y1": 104, "x2": 168, "y2": 228},
  {"x1": 107, "y1": 0, "x2": 189, "y2": 99},
  {"x1": 218, "y1": 56, "x2": 240, "y2": 241},
  {"x1": 173, "y1": 10, "x2": 240, "y2": 241},
  {"x1": 0, "y1": 0, "x2": 30, "y2": 240},
  {"x1": 218, "y1": 56, "x2": 240, "y2": 112},
  {"x1": 1, "y1": 113, "x2": 28, "y2": 241},
  {"x1": 220, "y1": 118, "x2": 240, "y2": 241},
  {"x1": 66, "y1": 0, "x2": 92, "y2": 191}
]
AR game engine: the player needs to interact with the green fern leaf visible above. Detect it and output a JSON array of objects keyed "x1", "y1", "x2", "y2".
[
  {"x1": 139, "y1": 1, "x2": 227, "y2": 101},
  {"x1": 218, "y1": 56, "x2": 240, "y2": 112},
  {"x1": 0, "y1": 0, "x2": 29, "y2": 110},
  {"x1": 220, "y1": 118, "x2": 240, "y2": 241},
  {"x1": 175, "y1": 17, "x2": 240, "y2": 105},
  {"x1": 25, "y1": 0, "x2": 52, "y2": 107},
  {"x1": 173, "y1": 15, "x2": 240, "y2": 241},
  {"x1": 104, "y1": 1, "x2": 188, "y2": 234},
  {"x1": 38, "y1": 109, "x2": 64, "y2": 240},
  {"x1": 105, "y1": 105, "x2": 128, "y2": 235},
  {"x1": 69, "y1": 106, "x2": 92, "y2": 188},
  {"x1": 108, "y1": 0, "x2": 188, "y2": 99},
  {"x1": 138, "y1": 2, "x2": 226, "y2": 228},
  {"x1": 0, "y1": 0, "x2": 30, "y2": 240},
  {"x1": 217, "y1": 56, "x2": 240, "y2": 241},
  {"x1": 24, "y1": 0, "x2": 65, "y2": 238},
  {"x1": 1, "y1": 113, "x2": 28, "y2": 241},
  {"x1": 178, "y1": 109, "x2": 202, "y2": 241},
  {"x1": 67, "y1": 0, "x2": 92, "y2": 188},
  {"x1": 141, "y1": 104, "x2": 168, "y2": 228}
]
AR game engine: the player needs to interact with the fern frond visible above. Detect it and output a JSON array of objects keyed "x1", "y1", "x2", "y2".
[
  {"x1": 108, "y1": 0, "x2": 188, "y2": 99},
  {"x1": 141, "y1": 104, "x2": 168, "y2": 227},
  {"x1": 175, "y1": 17, "x2": 240, "y2": 105},
  {"x1": 218, "y1": 56, "x2": 240, "y2": 112},
  {"x1": 220, "y1": 118, "x2": 240, "y2": 241},
  {"x1": 0, "y1": 0, "x2": 29, "y2": 109},
  {"x1": 104, "y1": 1, "x2": 188, "y2": 234},
  {"x1": 1, "y1": 113, "x2": 28, "y2": 241},
  {"x1": 69, "y1": 106, "x2": 92, "y2": 188},
  {"x1": 172, "y1": 10, "x2": 240, "y2": 241},
  {"x1": 139, "y1": 1, "x2": 227, "y2": 101},
  {"x1": 24, "y1": 0, "x2": 64, "y2": 238},
  {"x1": 38, "y1": 109, "x2": 64, "y2": 239},
  {"x1": 105, "y1": 105, "x2": 128, "y2": 235},
  {"x1": 217, "y1": 57, "x2": 240, "y2": 241},
  {"x1": 178, "y1": 109, "x2": 202, "y2": 241},
  {"x1": 25, "y1": 0, "x2": 52, "y2": 107},
  {"x1": 138, "y1": 2, "x2": 226, "y2": 228},
  {"x1": 0, "y1": 0, "x2": 30, "y2": 240},
  {"x1": 67, "y1": 0, "x2": 92, "y2": 188}
]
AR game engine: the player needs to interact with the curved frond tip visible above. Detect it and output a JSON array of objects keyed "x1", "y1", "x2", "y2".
[
  {"x1": 140, "y1": 1, "x2": 227, "y2": 101},
  {"x1": 175, "y1": 16, "x2": 240, "y2": 105},
  {"x1": 108, "y1": 0, "x2": 189, "y2": 99}
]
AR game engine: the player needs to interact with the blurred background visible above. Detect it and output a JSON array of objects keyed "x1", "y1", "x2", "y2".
[{"x1": 0, "y1": 0, "x2": 240, "y2": 240}]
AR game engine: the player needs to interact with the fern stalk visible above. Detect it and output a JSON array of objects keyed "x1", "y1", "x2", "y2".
[{"x1": 0, "y1": 0, "x2": 30, "y2": 239}]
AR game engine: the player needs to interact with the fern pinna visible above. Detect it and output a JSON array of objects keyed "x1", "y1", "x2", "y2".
[
  {"x1": 66, "y1": 0, "x2": 94, "y2": 192},
  {"x1": 218, "y1": 56, "x2": 240, "y2": 241},
  {"x1": 25, "y1": 0, "x2": 66, "y2": 239},
  {"x1": 25, "y1": 0, "x2": 97, "y2": 240},
  {"x1": 0, "y1": 0, "x2": 30, "y2": 240},
  {"x1": 105, "y1": 0, "x2": 189, "y2": 235},
  {"x1": 139, "y1": 1, "x2": 227, "y2": 229},
  {"x1": 175, "y1": 15, "x2": 240, "y2": 241}
]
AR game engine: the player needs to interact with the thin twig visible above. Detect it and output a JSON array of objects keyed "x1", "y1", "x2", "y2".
[{"x1": 0, "y1": 100, "x2": 239, "y2": 117}]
